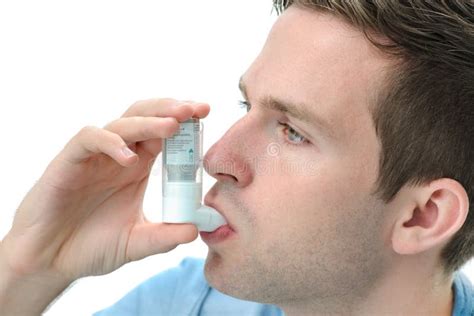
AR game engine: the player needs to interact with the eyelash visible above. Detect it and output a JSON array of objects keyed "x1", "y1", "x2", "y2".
[
  {"x1": 238, "y1": 100, "x2": 251, "y2": 112},
  {"x1": 237, "y1": 100, "x2": 310, "y2": 147}
]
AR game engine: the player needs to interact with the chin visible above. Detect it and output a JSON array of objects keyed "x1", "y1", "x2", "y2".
[
  {"x1": 203, "y1": 250, "x2": 241, "y2": 296},
  {"x1": 204, "y1": 250, "x2": 225, "y2": 286},
  {"x1": 203, "y1": 250, "x2": 267, "y2": 302}
]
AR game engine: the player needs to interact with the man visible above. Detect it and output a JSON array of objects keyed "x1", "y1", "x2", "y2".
[{"x1": 0, "y1": 0, "x2": 472, "y2": 315}]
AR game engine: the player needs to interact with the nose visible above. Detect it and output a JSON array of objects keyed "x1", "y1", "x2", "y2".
[{"x1": 203, "y1": 118, "x2": 254, "y2": 188}]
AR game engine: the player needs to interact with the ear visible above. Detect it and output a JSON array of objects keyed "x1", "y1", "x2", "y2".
[{"x1": 391, "y1": 178, "x2": 469, "y2": 255}]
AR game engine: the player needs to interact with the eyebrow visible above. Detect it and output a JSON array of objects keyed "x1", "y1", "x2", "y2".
[{"x1": 239, "y1": 77, "x2": 335, "y2": 138}]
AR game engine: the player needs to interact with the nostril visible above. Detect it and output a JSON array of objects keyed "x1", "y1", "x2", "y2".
[{"x1": 216, "y1": 172, "x2": 238, "y2": 182}]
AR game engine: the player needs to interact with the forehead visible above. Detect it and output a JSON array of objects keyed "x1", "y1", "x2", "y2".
[{"x1": 243, "y1": 6, "x2": 392, "y2": 142}]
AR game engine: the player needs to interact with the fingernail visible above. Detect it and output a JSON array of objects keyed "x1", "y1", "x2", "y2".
[{"x1": 122, "y1": 147, "x2": 136, "y2": 158}]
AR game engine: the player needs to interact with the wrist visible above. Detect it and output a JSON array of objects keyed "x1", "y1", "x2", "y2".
[{"x1": 0, "y1": 242, "x2": 72, "y2": 315}]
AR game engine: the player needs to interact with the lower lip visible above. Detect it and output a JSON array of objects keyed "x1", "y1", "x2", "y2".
[{"x1": 200, "y1": 224, "x2": 235, "y2": 244}]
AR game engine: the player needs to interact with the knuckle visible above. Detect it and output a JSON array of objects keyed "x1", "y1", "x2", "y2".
[
  {"x1": 129, "y1": 116, "x2": 142, "y2": 125},
  {"x1": 103, "y1": 117, "x2": 124, "y2": 130},
  {"x1": 108, "y1": 131, "x2": 125, "y2": 146},
  {"x1": 152, "y1": 117, "x2": 167, "y2": 129},
  {"x1": 125, "y1": 98, "x2": 182, "y2": 117},
  {"x1": 141, "y1": 122, "x2": 157, "y2": 138},
  {"x1": 161, "y1": 119, "x2": 178, "y2": 135},
  {"x1": 77, "y1": 125, "x2": 98, "y2": 138},
  {"x1": 157, "y1": 98, "x2": 178, "y2": 105},
  {"x1": 126, "y1": 99, "x2": 156, "y2": 115},
  {"x1": 128, "y1": 100, "x2": 145, "y2": 111},
  {"x1": 77, "y1": 126, "x2": 124, "y2": 148},
  {"x1": 147, "y1": 98, "x2": 180, "y2": 109},
  {"x1": 129, "y1": 98, "x2": 158, "y2": 109}
]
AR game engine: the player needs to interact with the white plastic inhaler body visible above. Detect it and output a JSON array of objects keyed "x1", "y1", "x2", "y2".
[{"x1": 162, "y1": 118, "x2": 226, "y2": 232}]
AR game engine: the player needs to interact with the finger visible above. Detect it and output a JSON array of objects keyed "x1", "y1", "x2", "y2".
[
  {"x1": 104, "y1": 116, "x2": 179, "y2": 143},
  {"x1": 136, "y1": 139, "x2": 163, "y2": 157},
  {"x1": 191, "y1": 103, "x2": 210, "y2": 119},
  {"x1": 123, "y1": 98, "x2": 210, "y2": 122},
  {"x1": 135, "y1": 102, "x2": 211, "y2": 157},
  {"x1": 122, "y1": 98, "x2": 194, "y2": 120},
  {"x1": 126, "y1": 223, "x2": 199, "y2": 262},
  {"x1": 59, "y1": 126, "x2": 139, "y2": 167},
  {"x1": 181, "y1": 100, "x2": 211, "y2": 119}
]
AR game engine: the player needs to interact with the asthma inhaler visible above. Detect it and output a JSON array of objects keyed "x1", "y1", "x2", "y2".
[{"x1": 162, "y1": 118, "x2": 226, "y2": 232}]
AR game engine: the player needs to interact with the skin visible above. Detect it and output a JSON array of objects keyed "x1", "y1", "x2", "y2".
[
  {"x1": 0, "y1": 4, "x2": 469, "y2": 316},
  {"x1": 201, "y1": 6, "x2": 468, "y2": 316},
  {"x1": 0, "y1": 99, "x2": 209, "y2": 315}
]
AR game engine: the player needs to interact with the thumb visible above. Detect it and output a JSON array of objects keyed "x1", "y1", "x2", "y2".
[{"x1": 126, "y1": 223, "x2": 199, "y2": 262}]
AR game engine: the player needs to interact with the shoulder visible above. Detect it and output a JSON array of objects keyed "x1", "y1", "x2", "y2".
[
  {"x1": 94, "y1": 257, "x2": 284, "y2": 316},
  {"x1": 94, "y1": 257, "x2": 208, "y2": 315},
  {"x1": 452, "y1": 272, "x2": 474, "y2": 316},
  {"x1": 144, "y1": 256, "x2": 206, "y2": 289}
]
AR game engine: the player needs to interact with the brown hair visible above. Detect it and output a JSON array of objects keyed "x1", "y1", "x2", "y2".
[{"x1": 273, "y1": 0, "x2": 474, "y2": 273}]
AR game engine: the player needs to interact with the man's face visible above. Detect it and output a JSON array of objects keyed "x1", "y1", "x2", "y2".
[{"x1": 202, "y1": 6, "x2": 394, "y2": 306}]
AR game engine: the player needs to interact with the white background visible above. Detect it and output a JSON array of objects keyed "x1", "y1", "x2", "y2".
[{"x1": 0, "y1": 1, "x2": 472, "y2": 315}]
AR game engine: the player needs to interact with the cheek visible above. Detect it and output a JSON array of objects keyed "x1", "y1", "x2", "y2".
[
  {"x1": 245, "y1": 155, "x2": 380, "y2": 246},
  {"x1": 244, "y1": 171, "x2": 327, "y2": 246}
]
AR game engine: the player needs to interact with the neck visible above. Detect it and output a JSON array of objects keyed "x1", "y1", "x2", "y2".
[{"x1": 281, "y1": 257, "x2": 454, "y2": 316}]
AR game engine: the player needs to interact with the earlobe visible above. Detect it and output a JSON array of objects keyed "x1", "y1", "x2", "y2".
[{"x1": 391, "y1": 179, "x2": 469, "y2": 255}]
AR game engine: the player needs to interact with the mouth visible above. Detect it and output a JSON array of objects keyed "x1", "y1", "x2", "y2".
[
  {"x1": 200, "y1": 224, "x2": 235, "y2": 244},
  {"x1": 202, "y1": 196, "x2": 237, "y2": 244},
  {"x1": 203, "y1": 197, "x2": 236, "y2": 232}
]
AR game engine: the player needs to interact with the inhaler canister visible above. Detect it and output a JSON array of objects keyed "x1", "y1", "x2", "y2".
[{"x1": 162, "y1": 118, "x2": 226, "y2": 232}]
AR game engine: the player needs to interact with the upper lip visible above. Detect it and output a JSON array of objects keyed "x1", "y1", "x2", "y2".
[{"x1": 203, "y1": 196, "x2": 236, "y2": 232}]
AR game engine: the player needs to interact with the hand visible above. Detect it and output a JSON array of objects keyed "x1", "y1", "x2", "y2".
[{"x1": 1, "y1": 98, "x2": 209, "y2": 282}]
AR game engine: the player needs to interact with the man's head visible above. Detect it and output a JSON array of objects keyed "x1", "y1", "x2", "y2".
[{"x1": 202, "y1": 0, "x2": 473, "y2": 312}]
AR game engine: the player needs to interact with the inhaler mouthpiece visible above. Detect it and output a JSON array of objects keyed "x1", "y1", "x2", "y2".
[
  {"x1": 194, "y1": 205, "x2": 227, "y2": 232},
  {"x1": 162, "y1": 118, "x2": 227, "y2": 232}
]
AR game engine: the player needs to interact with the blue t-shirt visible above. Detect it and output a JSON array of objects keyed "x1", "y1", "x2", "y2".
[{"x1": 94, "y1": 257, "x2": 473, "y2": 316}]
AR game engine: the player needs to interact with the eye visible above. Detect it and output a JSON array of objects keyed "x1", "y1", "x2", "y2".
[
  {"x1": 238, "y1": 100, "x2": 251, "y2": 113},
  {"x1": 278, "y1": 122, "x2": 310, "y2": 146}
]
